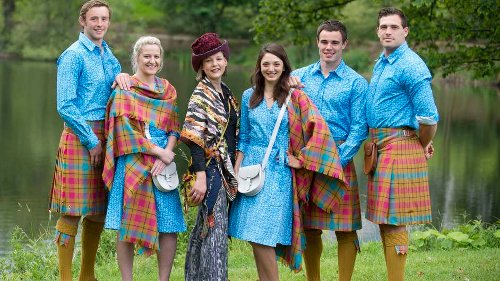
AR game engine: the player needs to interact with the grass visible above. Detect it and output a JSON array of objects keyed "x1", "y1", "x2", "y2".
[{"x1": 1, "y1": 226, "x2": 498, "y2": 281}]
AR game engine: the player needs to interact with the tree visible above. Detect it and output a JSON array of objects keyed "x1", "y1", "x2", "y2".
[
  {"x1": 253, "y1": 0, "x2": 355, "y2": 45},
  {"x1": 1, "y1": 0, "x2": 15, "y2": 49},
  {"x1": 158, "y1": 0, "x2": 260, "y2": 38},
  {"x1": 254, "y1": 0, "x2": 499, "y2": 78},
  {"x1": 403, "y1": 0, "x2": 499, "y2": 78}
]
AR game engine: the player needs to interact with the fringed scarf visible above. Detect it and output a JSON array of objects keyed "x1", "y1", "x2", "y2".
[{"x1": 103, "y1": 76, "x2": 179, "y2": 255}]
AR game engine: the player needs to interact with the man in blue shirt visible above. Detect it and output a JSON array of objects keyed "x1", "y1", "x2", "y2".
[
  {"x1": 366, "y1": 7, "x2": 439, "y2": 281},
  {"x1": 292, "y1": 20, "x2": 368, "y2": 281},
  {"x1": 49, "y1": 1, "x2": 126, "y2": 280}
]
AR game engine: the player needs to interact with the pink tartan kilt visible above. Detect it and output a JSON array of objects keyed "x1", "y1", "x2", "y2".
[
  {"x1": 366, "y1": 128, "x2": 432, "y2": 225},
  {"x1": 302, "y1": 161, "x2": 362, "y2": 231},
  {"x1": 49, "y1": 121, "x2": 107, "y2": 216}
]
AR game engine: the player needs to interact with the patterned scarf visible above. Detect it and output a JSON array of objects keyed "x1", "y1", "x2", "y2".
[
  {"x1": 103, "y1": 76, "x2": 179, "y2": 255},
  {"x1": 275, "y1": 89, "x2": 349, "y2": 272},
  {"x1": 180, "y1": 77, "x2": 239, "y2": 201}
]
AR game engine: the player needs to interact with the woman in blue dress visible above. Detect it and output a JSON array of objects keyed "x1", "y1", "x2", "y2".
[
  {"x1": 229, "y1": 44, "x2": 302, "y2": 280},
  {"x1": 103, "y1": 36, "x2": 186, "y2": 281}
]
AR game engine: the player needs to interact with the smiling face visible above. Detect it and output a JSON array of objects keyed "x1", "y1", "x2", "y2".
[
  {"x1": 377, "y1": 14, "x2": 408, "y2": 56},
  {"x1": 79, "y1": 6, "x2": 110, "y2": 46},
  {"x1": 317, "y1": 30, "x2": 346, "y2": 68},
  {"x1": 260, "y1": 52, "x2": 284, "y2": 85},
  {"x1": 201, "y1": 51, "x2": 227, "y2": 83},
  {"x1": 136, "y1": 44, "x2": 162, "y2": 77}
]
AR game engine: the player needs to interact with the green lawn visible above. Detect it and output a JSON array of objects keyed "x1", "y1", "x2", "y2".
[{"x1": 95, "y1": 239, "x2": 498, "y2": 281}]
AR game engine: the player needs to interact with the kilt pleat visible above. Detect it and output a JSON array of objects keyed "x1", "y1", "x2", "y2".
[
  {"x1": 49, "y1": 121, "x2": 107, "y2": 216},
  {"x1": 366, "y1": 128, "x2": 432, "y2": 225},
  {"x1": 302, "y1": 160, "x2": 362, "y2": 231}
]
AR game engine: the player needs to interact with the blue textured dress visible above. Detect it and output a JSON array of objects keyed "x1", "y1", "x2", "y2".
[
  {"x1": 105, "y1": 124, "x2": 186, "y2": 233},
  {"x1": 228, "y1": 89, "x2": 293, "y2": 247}
]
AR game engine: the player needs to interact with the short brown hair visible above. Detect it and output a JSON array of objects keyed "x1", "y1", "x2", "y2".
[
  {"x1": 316, "y1": 20, "x2": 348, "y2": 43},
  {"x1": 378, "y1": 7, "x2": 407, "y2": 28},
  {"x1": 79, "y1": 0, "x2": 111, "y2": 20}
]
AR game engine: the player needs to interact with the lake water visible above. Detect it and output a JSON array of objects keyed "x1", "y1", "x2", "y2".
[{"x1": 0, "y1": 59, "x2": 498, "y2": 254}]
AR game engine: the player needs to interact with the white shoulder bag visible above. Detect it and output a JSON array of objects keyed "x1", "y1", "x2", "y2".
[
  {"x1": 145, "y1": 123, "x2": 179, "y2": 192},
  {"x1": 237, "y1": 90, "x2": 292, "y2": 196}
]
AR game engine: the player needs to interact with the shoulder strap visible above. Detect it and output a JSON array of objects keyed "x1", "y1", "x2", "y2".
[{"x1": 262, "y1": 88, "x2": 293, "y2": 168}]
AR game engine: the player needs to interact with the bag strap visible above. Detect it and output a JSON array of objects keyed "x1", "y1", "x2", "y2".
[{"x1": 262, "y1": 88, "x2": 293, "y2": 168}]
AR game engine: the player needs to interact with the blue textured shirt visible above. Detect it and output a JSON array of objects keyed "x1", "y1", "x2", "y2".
[
  {"x1": 56, "y1": 32, "x2": 121, "y2": 149},
  {"x1": 292, "y1": 60, "x2": 368, "y2": 167},
  {"x1": 366, "y1": 42, "x2": 439, "y2": 129}
]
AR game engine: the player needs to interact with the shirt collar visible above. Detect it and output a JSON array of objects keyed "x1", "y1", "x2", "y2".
[
  {"x1": 310, "y1": 60, "x2": 346, "y2": 78},
  {"x1": 378, "y1": 42, "x2": 408, "y2": 64},
  {"x1": 78, "y1": 32, "x2": 108, "y2": 52}
]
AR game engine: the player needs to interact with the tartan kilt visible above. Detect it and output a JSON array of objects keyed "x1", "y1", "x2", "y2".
[
  {"x1": 366, "y1": 128, "x2": 432, "y2": 225},
  {"x1": 49, "y1": 121, "x2": 107, "y2": 216},
  {"x1": 302, "y1": 160, "x2": 362, "y2": 231}
]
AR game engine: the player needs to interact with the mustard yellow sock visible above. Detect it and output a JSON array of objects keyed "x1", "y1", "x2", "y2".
[
  {"x1": 383, "y1": 231, "x2": 409, "y2": 281},
  {"x1": 336, "y1": 231, "x2": 360, "y2": 281},
  {"x1": 55, "y1": 219, "x2": 78, "y2": 281},
  {"x1": 78, "y1": 218, "x2": 104, "y2": 281},
  {"x1": 304, "y1": 229, "x2": 323, "y2": 281}
]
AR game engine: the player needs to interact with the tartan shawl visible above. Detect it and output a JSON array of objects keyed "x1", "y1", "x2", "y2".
[
  {"x1": 103, "y1": 76, "x2": 179, "y2": 255},
  {"x1": 275, "y1": 89, "x2": 348, "y2": 272},
  {"x1": 180, "y1": 77, "x2": 239, "y2": 201}
]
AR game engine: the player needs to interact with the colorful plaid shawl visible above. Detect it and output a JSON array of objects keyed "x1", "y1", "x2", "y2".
[
  {"x1": 180, "y1": 78, "x2": 239, "y2": 201},
  {"x1": 103, "y1": 76, "x2": 179, "y2": 255},
  {"x1": 275, "y1": 89, "x2": 348, "y2": 272}
]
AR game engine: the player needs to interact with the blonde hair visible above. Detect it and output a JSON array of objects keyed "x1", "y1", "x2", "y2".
[{"x1": 131, "y1": 36, "x2": 164, "y2": 74}]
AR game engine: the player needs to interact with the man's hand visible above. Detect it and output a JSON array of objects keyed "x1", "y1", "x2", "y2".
[
  {"x1": 112, "y1": 73, "x2": 131, "y2": 90},
  {"x1": 288, "y1": 76, "x2": 304, "y2": 89},
  {"x1": 89, "y1": 141, "x2": 103, "y2": 167}
]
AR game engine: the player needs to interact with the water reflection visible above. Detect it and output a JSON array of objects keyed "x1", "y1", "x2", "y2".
[{"x1": 0, "y1": 59, "x2": 498, "y2": 254}]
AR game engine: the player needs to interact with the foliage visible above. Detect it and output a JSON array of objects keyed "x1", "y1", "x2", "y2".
[
  {"x1": 403, "y1": 0, "x2": 499, "y2": 78},
  {"x1": 411, "y1": 219, "x2": 500, "y2": 251},
  {"x1": 155, "y1": 0, "x2": 259, "y2": 38},
  {"x1": 253, "y1": 0, "x2": 355, "y2": 45},
  {"x1": 0, "y1": 226, "x2": 58, "y2": 280},
  {"x1": 2, "y1": 220, "x2": 500, "y2": 280},
  {"x1": 254, "y1": 0, "x2": 499, "y2": 78}
]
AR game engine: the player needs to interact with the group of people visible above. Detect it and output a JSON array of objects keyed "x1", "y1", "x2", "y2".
[{"x1": 48, "y1": 0, "x2": 439, "y2": 281}]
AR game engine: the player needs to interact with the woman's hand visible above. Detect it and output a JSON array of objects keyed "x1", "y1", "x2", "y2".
[
  {"x1": 150, "y1": 158, "x2": 167, "y2": 176},
  {"x1": 234, "y1": 151, "x2": 244, "y2": 175},
  {"x1": 158, "y1": 148, "x2": 175, "y2": 165},
  {"x1": 287, "y1": 151, "x2": 302, "y2": 169},
  {"x1": 190, "y1": 171, "x2": 207, "y2": 204}
]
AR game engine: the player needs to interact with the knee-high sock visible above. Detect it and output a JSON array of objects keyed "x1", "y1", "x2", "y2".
[
  {"x1": 383, "y1": 231, "x2": 408, "y2": 281},
  {"x1": 55, "y1": 219, "x2": 78, "y2": 281},
  {"x1": 78, "y1": 218, "x2": 104, "y2": 281},
  {"x1": 336, "y1": 231, "x2": 360, "y2": 281},
  {"x1": 304, "y1": 229, "x2": 323, "y2": 281}
]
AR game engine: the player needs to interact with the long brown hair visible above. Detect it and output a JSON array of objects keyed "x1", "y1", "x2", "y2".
[{"x1": 249, "y1": 43, "x2": 291, "y2": 109}]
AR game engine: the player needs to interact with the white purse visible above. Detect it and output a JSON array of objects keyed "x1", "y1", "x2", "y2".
[
  {"x1": 237, "y1": 90, "x2": 292, "y2": 196},
  {"x1": 152, "y1": 162, "x2": 179, "y2": 192},
  {"x1": 145, "y1": 123, "x2": 179, "y2": 192}
]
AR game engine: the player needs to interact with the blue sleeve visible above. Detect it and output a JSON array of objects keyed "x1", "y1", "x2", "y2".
[
  {"x1": 237, "y1": 89, "x2": 252, "y2": 155},
  {"x1": 56, "y1": 50, "x2": 99, "y2": 150},
  {"x1": 338, "y1": 77, "x2": 368, "y2": 167},
  {"x1": 404, "y1": 61, "x2": 439, "y2": 125}
]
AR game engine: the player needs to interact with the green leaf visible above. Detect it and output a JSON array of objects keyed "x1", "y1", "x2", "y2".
[{"x1": 447, "y1": 232, "x2": 470, "y2": 243}]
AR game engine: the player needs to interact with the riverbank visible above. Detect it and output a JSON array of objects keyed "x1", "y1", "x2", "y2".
[{"x1": 1, "y1": 221, "x2": 498, "y2": 280}]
